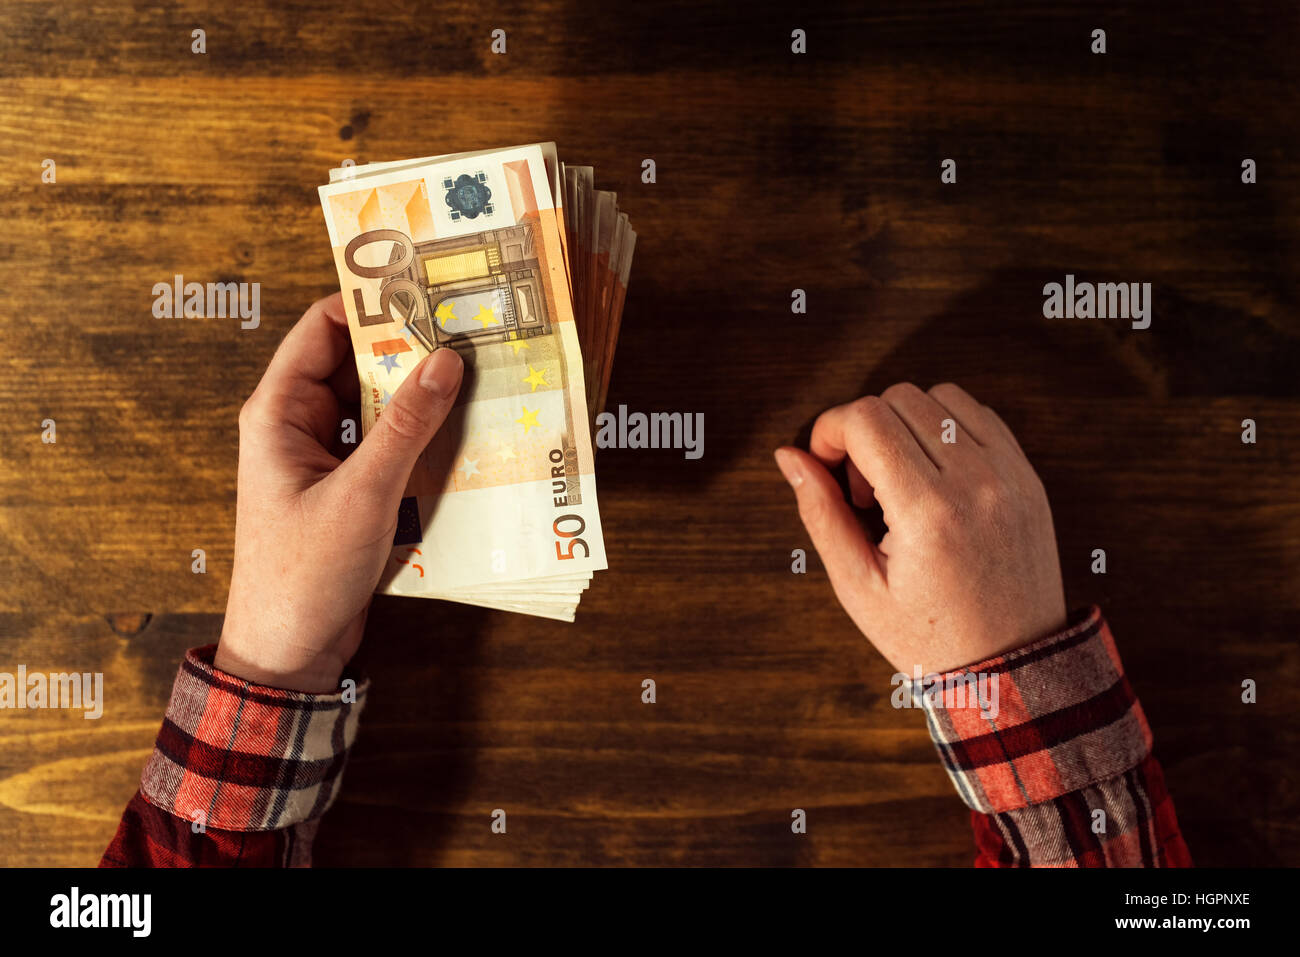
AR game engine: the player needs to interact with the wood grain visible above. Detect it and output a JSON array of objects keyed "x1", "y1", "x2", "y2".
[{"x1": 0, "y1": 0, "x2": 1297, "y2": 866}]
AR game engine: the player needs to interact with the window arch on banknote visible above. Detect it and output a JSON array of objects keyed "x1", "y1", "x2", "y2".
[{"x1": 380, "y1": 222, "x2": 553, "y2": 353}]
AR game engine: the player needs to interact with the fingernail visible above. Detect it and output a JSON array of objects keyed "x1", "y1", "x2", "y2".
[
  {"x1": 773, "y1": 448, "x2": 803, "y2": 489},
  {"x1": 420, "y1": 348, "x2": 463, "y2": 398}
]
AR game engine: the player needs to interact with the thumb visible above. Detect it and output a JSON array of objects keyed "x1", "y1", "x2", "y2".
[
  {"x1": 774, "y1": 446, "x2": 884, "y2": 589},
  {"x1": 332, "y1": 347, "x2": 464, "y2": 511}
]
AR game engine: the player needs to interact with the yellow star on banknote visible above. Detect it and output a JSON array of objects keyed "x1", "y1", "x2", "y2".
[
  {"x1": 435, "y1": 301, "x2": 457, "y2": 326},
  {"x1": 507, "y1": 338, "x2": 530, "y2": 355},
  {"x1": 497, "y1": 445, "x2": 516, "y2": 461},
  {"x1": 522, "y1": 365, "x2": 548, "y2": 392},
  {"x1": 516, "y1": 405, "x2": 541, "y2": 434},
  {"x1": 471, "y1": 304, "x2": 498, "y2": 328}
]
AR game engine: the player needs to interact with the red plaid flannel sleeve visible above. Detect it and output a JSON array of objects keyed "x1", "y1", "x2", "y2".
[
  {"x1": 916, "y1": 606, "x2": 1192, "y2": 867},
  {"x1": 100, "y1": 644, "x2": 368, "y2": 867}
]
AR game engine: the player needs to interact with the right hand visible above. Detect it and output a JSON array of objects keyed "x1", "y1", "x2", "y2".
[{"x1": 774, "y1": 382, "x2": 1067, "y2": 674}]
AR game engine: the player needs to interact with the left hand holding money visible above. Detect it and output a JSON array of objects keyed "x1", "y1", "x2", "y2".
[{"x1": 214, "y1": 293, "x2": 463, "y2": 692}]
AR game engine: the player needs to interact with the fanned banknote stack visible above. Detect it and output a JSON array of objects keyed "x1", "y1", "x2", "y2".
[{"x1": 318, "y1": 143, "x2": 635, "y2": 621}]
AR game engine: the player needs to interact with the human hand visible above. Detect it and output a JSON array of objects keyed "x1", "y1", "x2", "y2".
[
  {"x1": 214, "y1": 293, "x2": 464, "y2": 693},
  {"x1": 774, "y1": 383, "x2": 1066, "y2": 674}
]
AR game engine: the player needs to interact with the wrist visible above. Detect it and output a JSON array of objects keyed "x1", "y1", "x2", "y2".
[{"x1": 213, "y1": 635, "x2": 346, "y2": 694}]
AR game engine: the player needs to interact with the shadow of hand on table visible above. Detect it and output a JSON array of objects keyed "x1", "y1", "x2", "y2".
[
  {"x1": 313, "y1": 597, "x2": 491, "y2": 866},
  {"x1": 791, "y1": 267, "x2": 1299, "y2": 865}
]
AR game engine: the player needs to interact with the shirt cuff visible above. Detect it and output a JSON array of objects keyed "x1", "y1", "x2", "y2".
[
  {"x1": 915, "y1": 606, "x2": 1153, "y2": 814},
  {"x1": 139, "y1": 645, "x2": 369, "y2": 832}
]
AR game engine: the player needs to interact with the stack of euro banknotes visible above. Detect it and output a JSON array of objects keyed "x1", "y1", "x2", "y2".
[{"x1": 318, "y1": 144, "x2": 635, "y2": 621}]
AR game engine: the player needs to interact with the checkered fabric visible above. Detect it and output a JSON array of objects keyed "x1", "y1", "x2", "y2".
[
  {"x1": 103, "y1": 609, "x2": 1189, "y2": 867},
  {"x1": 101, "y1": 645, "x2": 367, "y2": 867},
  {"x1": 916, "y1": 606, "x2": 1192, "y2": 867}
]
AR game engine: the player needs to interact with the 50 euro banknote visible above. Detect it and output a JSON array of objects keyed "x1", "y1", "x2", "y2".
[{"x1": 317, "y1": 144, "x2": 606, "y2": 617}]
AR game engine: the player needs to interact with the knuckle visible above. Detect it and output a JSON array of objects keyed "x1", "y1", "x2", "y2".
[
  {"x1": 984, "y1": 404, "x2": 1014, "y2": 435},
  {"x1": 929, "y1": 382, "x2": 960, "y2": 401},
  {"x1": 237, "y1": 396, "x2": 258, "y2": 430},
  {"x1": 880, "y1": 381, "x2": 920, "y2": 404},
  {"x1": 932, "y1": 471, "x2": 1014, "y2": 528},
  {"x1": 1021, "y1": 464, "x2": 1050, "y2": 507},
  {"x1": 380, "y1": 395, "x2": 431, "y2": 442},
  {"x1": 969, "y1": 479, "x2": 1023, "y2": 546},
  {"x1": 851, "y1": 394, "x2": 890, "y2": 428},
  {"x1": 238, "y1": 392, "x2": 275, "y2": 431},
  {"x1": 973, "y1": 479, "x2": 1010, "y2": 516}
]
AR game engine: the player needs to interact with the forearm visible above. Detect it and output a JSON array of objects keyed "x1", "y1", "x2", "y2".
[
  {"x1": 915, "y1": 606, "x2": 1192, "y2": 867},
  {"x1": 100, "y1": 645, "x2": 367, "y2": 868}
]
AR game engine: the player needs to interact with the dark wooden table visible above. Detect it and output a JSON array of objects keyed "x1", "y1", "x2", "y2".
[{"x1": 1, "y1": 1, "x2": 1297, "y2": 866}]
